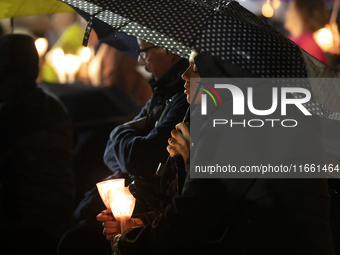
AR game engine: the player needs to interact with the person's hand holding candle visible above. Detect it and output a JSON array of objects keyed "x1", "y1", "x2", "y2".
[
  {"x1": 97, "y1": 209, "x2": 144, "y2": 240},
  {"x1": 96, "y1": 180, "x2": 137, "y2": 242}
]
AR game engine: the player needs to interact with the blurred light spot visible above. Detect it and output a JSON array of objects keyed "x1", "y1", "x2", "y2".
[
  {"x1": 50, "y1": 47, "x2": 65, "y2": 68},
  {"x1": 272, "y1": 0, "x2": 281, "y2": 10},
  {"x1": 35, "y1": 38, "x2": 48, "y2": 57},
  {"x1": 317, "y1": 28, "x2": 333, "y2": 46},
  {"x1": 80, "y1": 47, "x2": 92, "y2": 62},
  {"x1": 64, "y1": 54, "x2": 81, "y2": 74},
  {"x1": 262, "y1": 3, "x2": 274, "y2": 18}
]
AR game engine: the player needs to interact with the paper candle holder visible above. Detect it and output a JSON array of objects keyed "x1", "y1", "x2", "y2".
[
  {"x1": 96, "y1": 179, "x2": 125, "y2": 209},
  {"x1": 109, "y1": 187, "x2": 136, "y2": 233}
]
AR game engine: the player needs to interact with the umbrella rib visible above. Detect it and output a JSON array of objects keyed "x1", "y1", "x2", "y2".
[{"x1": 116, "y1": 21, "x2": 131, "y2": 31}]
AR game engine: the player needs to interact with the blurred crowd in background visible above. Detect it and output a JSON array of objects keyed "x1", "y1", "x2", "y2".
[
  {"x1": 0, "y1": 12, "x2": 151, "y2": 90},
  {"x1": 1, "y1": 0, "x2": 340, "y2": 84}
]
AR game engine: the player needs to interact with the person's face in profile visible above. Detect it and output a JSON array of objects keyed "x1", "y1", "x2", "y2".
[
  {"x1": 137, "y1": 39, "x2": 171, "y2": 80},
  {"x1": 182, "y1": 50, "x2": 201, "y2": 104}
]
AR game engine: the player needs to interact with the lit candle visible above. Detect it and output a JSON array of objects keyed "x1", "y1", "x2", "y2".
[
  {"x1": 96, "y1": 179, "x2": 125, "y2": 209},
  {"x1": 79, "y1": 47, "x2": 92, "y2": 63},
  {"x1": 313, "y1": 0, "x2": 340, "y2": 54},
  {"x1": 314, "y1": 28, "x2": 333, "y2": 51},
  {"x1": 109, "y1": 187, "x2": 136, "y2": 233},
  {"x1": 262, "y1": 0, "x2": 274, "y2": 18},
  {"x1": 64, "y1": 54, "x2": 81, "y2": 83},
  {"x1": 47, "y1": 47, "x2": 66, "y2": 83},
  {"x1": 35, "y1": 38, "x2": 48, "y2": 57}
]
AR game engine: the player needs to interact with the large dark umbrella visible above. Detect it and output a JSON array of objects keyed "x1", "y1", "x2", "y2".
[
  {"x1": 60, "y1": 0, "x2": 340, "y2": 121},
  {"x1": 57, "y1": 0, "x2": 330, "y2": 75}
]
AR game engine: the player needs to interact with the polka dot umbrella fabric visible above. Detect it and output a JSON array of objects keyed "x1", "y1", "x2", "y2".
[{"x1": 61, "y1": 0, "x2": 340, "y2": 120}]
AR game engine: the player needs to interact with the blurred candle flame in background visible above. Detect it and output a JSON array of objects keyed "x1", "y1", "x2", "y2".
[
  {"x1": 262, "y1": 0, "x2": 274, "y2": 18},
  {"x1": 272, "y1": 0, "x2": 281, "y2": 10},
  {"x1": 79, "y1": 47, "x2": 92, "y2": 63},
  {"x1": 314, "y1": 0, "x2": 340, "y2": 54},
  {"x1": 262, "y1": 0, "x2": 281, "y2": 18},
  {"x1": 44, "y1": 45, "x2": 94, "y2": 83},
  {"x1": 35, "y1": 37, "x2": 48, "y2": 57},
  {"x1": 314, "y1": 28, "x2": 334, "y2": 51},
  {"x1": 64, "y1": 53, "x2": 82, "y2": 83}
]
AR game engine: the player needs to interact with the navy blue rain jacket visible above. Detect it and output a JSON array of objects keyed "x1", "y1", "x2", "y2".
[{"x1": 104, "y1": 58, "x2": 189, "y2": 182}]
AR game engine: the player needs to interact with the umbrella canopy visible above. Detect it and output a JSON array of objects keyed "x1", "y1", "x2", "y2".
[
  {"x1": 71, "y1": 6, "x2": 115, "y2": 39},
  {"x1": 60, "y1": 0, "x2": 340, "y2": 120},
  {"x1": 60, "y1": 0, "x2": 195, "y2": 58},
  {"x1": 58, "y1": 0, "x2": 315, "y2": 75},
  {"x1": 0, "y1": 0, "x2": 74, "y2": 19}
]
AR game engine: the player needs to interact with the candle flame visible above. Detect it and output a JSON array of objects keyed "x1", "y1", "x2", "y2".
[
  {"x1": 79, "y1": 47, "x2": 92, "y2": 63},
  {"x1": 35, "y1": 38, "x2": 48, "y2": 57},
  {"x1": 262, "y1": 3, "x2": 274, "y2": 18},
  {"x1": 314, "y1": 27, "x2": 334, "y2": 51},
  {"x1": 96, "y1": 179, "x2": 125, "y2": 209},
  {"x1": 110, "y1": 187, "x2": 136, "y2": 219},
  {"x1": 64, "y1": 54, "x2": 81, "y2": 74},
  {"x1": 272, "y1": 0, "x2": 281, "y2": 10}
]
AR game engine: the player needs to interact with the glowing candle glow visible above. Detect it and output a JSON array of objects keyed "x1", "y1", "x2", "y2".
[
  {"x1": 46, "y1": 47, "x2": 66, "y2": 83},
  {"x1": 50, "y1": 47, "x2": 65, "y2": 68},
  {"x1": 313, "y1": 27, "x2": 334, "y2": 52},
  {"x1": 317, "y1": 28, "x2": 333, "y2": 46},
  {"x1": 79, "y1": 47, "x2": 92, "y2": 63},
  {"x1": 262, "y1": 0, "x2": 274, "y2": 18},
  {"x1": 272, "y1": 0, "x2": 281, "y2": 10},
  {"x1": 109, "y1": 187, "x2": 136, "y2": 233},
  {"x1": 35, "y1": 38, "x2": 48, "y2": 57},
  {"x1": 313, "y1": 0, "x2": 340, "y2": 54},
  {"x1": 64, "y1": 54, "x2": 81, "y2": 83},
  {"x1": 96, "y1": 179, "x2": 125, "y2": 209}
]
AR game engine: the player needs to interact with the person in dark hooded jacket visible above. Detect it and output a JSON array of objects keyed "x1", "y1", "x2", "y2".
[{"x1": 0, "y1": 34, "x2": 75, "y2": 255}]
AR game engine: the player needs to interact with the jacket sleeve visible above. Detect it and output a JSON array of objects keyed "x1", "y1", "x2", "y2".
[
  {"x1": 103, "y1": 100, "x2": 150, "y2": 173},
  {"x1": 131, "y1": 100, "x2": 150, "y2": 121},
  {"x1": 103, "y1": 94, "x2": 188, "y2": 177}
]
